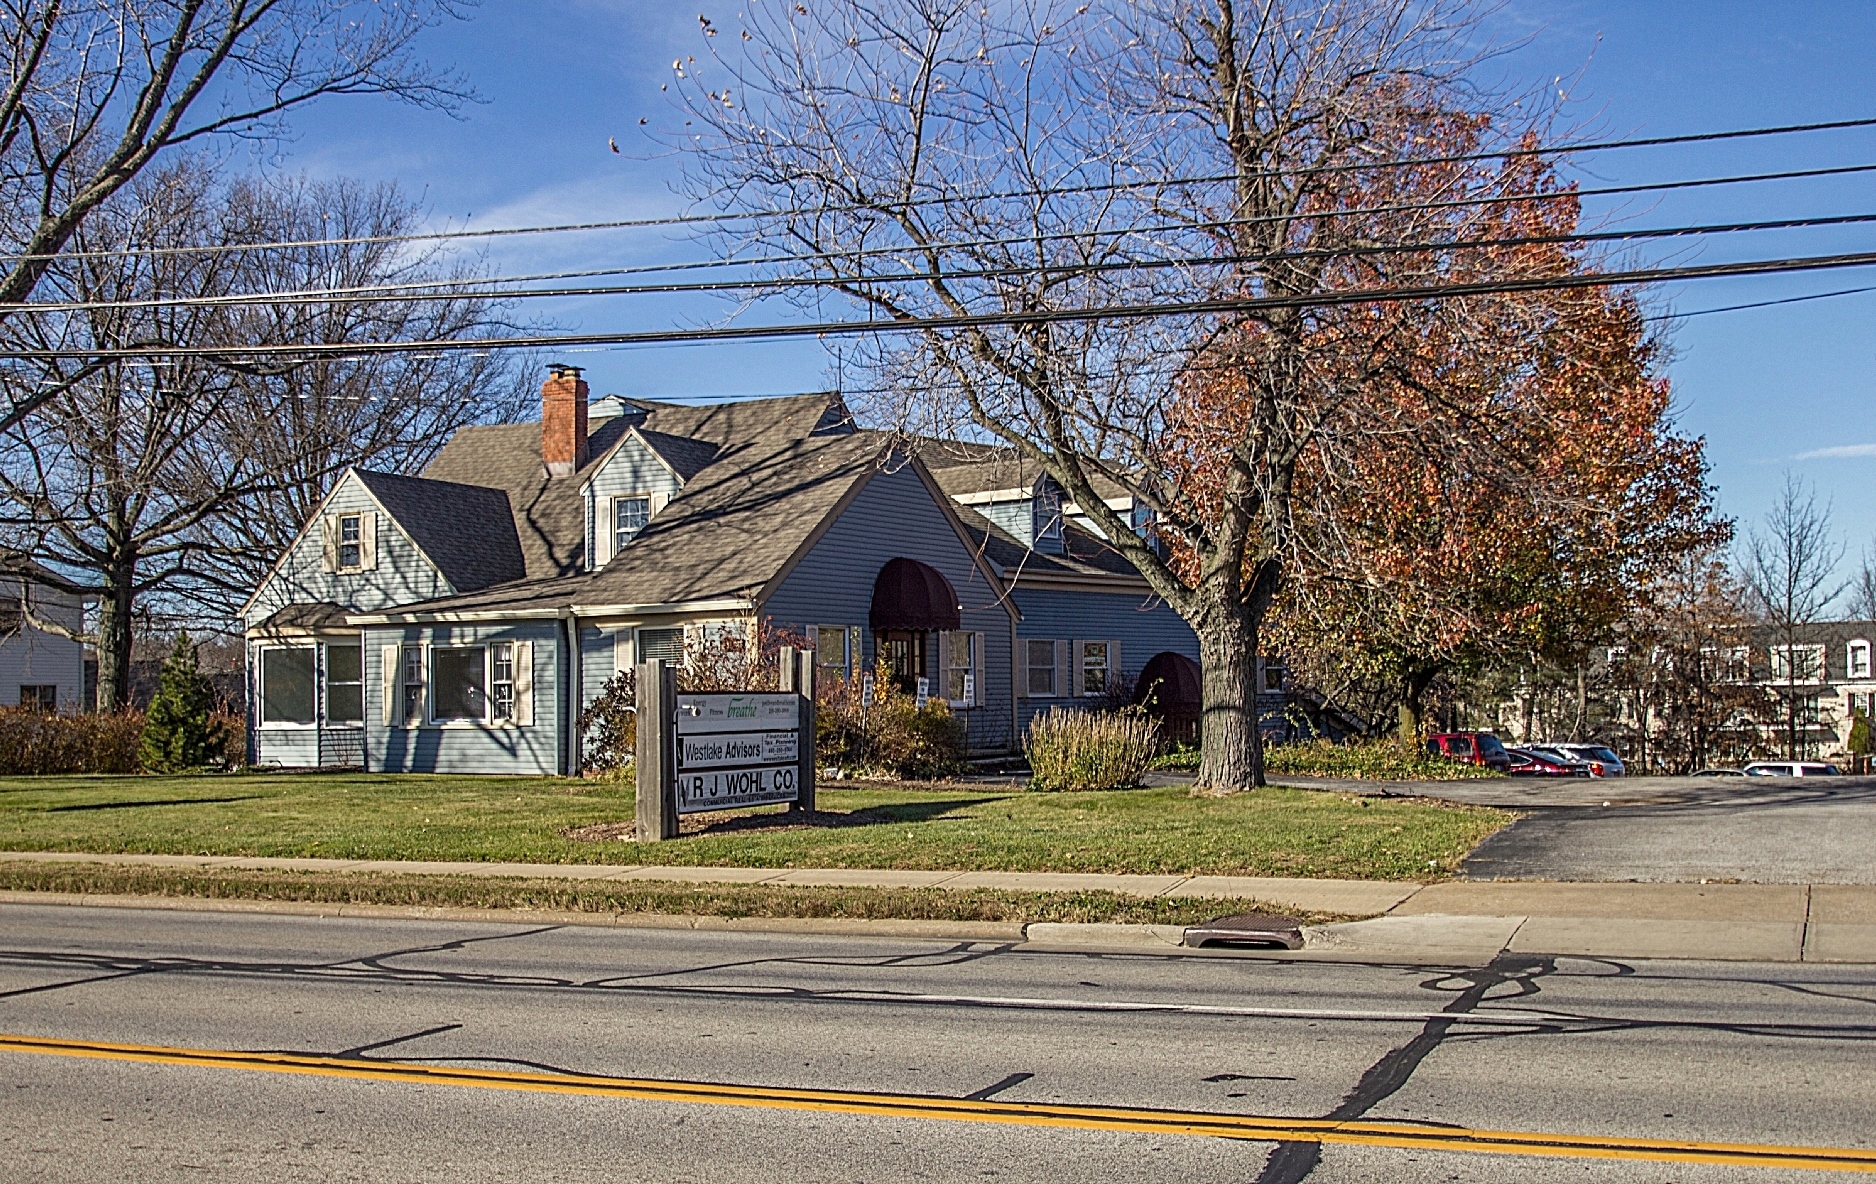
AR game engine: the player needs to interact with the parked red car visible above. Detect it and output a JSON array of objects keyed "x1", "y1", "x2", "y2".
[
  {"x1": 1425, "y1": 732, "x2": 1512, "y2": 773},
  {"x1": 1506, "y1": 746, "x2": 1592, "y2": 778}
]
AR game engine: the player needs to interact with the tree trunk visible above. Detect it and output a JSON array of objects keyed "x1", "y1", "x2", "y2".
[
  {"x1": 95, "y1": 570, "x2": 133, "y2": 712},
  {"x1": 1397, "y1": 665, "x2": 1438, "y2": 740},
  {"x1": 1196, "y1": 609, "x2": 1261, "y2": 791}
]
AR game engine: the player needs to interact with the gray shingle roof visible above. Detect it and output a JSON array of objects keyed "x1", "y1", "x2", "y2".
[
  {"x1": 953, "y1": 504, "x2": 1149, "y2": 582},
  {"x1": 352, "y1": 470, "x2": 527, "y2": 592},
  {"x1": 363, "y1": 426, "x2": 890, "y2": 618},
  {"x1": 635, "y1": 429, "x2": 720, "y2": 480}
]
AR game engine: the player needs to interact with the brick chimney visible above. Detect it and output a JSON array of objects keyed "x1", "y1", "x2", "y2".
[{"x1": 541, "y1": 364, "x2": 589, "y2": 477}]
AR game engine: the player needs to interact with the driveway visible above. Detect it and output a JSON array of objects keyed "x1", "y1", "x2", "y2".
[{"x1": 1272, "y1": 774, "x2": 1876, "y2": 884}]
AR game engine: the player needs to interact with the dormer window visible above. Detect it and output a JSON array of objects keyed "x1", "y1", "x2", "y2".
[
  {"x1": 614, "y1": 496, "x2": 651, "y2": 552},
  {"x1": 1033, "y1": 480, "x2": 1063, "y2": 548},
  {"x1": 1850, "y1": 640, "x2": 1871, "y2": 680},
  {"x1": 338, "y1": 515, "x2": 362, "y2": 569}
]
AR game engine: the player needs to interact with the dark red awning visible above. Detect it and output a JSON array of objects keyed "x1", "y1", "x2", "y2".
[
  {"x1": 870, "y1": 557, "x2": 961, "y2": 632},
  {"x1": 1132, "y1": 651, "x2": 1201, "y2": 714}
]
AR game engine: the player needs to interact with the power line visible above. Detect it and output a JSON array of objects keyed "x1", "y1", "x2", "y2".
[
  {"x1": 4, "y1": 115, "x2": 1874, "y2": 267},
  {"x1": 8, "y1": 245, "x2": 1876, "y2": 362},
  {"x1": 13, "y1": 205, "x2": 1876, "y2": 317},
  {"x1": 12, "y1": 159, "x2": 1876, "y2": 317}
]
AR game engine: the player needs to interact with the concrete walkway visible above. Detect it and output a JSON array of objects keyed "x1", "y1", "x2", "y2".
[{"x1": 5, "y1": 850, "x2": 1874, "y2": 964}]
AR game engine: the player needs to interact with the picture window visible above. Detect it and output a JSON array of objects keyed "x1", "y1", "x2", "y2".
[
  {"x1": 432, "y1": 646, "x2": 488, "y2": 721},
  {"x1": 261, "y1": 648, "x2": 315, "y2": 725}
]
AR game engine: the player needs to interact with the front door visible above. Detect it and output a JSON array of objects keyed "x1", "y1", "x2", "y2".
[{"x1": 879, "y1": 631, "x2": 926, "y2": 694}]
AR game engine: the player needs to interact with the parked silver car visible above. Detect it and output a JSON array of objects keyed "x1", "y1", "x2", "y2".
[{"x1": 1742, "y1": 761, "x2": 1841, "y2": 777}]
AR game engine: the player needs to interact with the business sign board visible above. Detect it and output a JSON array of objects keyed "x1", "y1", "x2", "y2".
[{"x1": 674, "y1": 693, "x2": 802, "y2": 814}]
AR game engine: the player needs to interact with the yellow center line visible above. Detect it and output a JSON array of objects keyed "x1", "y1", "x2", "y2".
[{"x1": 4, "y1": 1032, "x2": 1873, "y2": 1173}]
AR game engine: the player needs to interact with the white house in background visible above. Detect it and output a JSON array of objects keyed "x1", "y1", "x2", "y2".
[{"x1": 0, "y1": 554, "x2": 87, "y2": 713}]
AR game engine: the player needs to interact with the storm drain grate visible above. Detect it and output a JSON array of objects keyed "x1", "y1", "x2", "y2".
[{"x1": 1182, "y1": 912, "x2": 1305, "y2": 950}]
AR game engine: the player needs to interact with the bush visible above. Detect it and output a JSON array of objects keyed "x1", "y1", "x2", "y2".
[
  {"x1": 0, "y1": 707, "x2": 144, "y2": 774},
  {"x1": 1024, "y1": 708, "x2": 1160, "y2": 792},
  {"x1": 138, "y1": 635, "x2": 227, "y2": 773},
  {"x1": 1263, "y1": 737, "x2": 1496, "y2": 780},
  {"x1": 817, "y1": 664, "x2": 969, "y2": 779},
  {"x1": 578, "y1": 668, "x2": 638, "y2": 778}
]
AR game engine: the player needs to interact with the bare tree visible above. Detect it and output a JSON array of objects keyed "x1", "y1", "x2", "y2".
[
  {"x1": 1740, "y1": 472, "x2": 1846, "y2": 759},
  {"x1": 0, "y1": 0, "x2": 472, "y2": 436},
  {"x1": 1846, "y1": 545, "x2": 1876, "y2": 622},
  {"x1": 0, "y1": 163, "x2": 529, "y2": 709},
  {"x1": 668, "y1": 0, "x2": 1588, "y2": 787}
]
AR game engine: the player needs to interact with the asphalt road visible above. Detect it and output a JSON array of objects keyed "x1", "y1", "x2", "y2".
[
  {"x1": 1381, "y1": 774, "x2": 1876, "y2": 884},
  {"x1": 4, "y1": 903, "x2": 1875, "y2": 1182}
]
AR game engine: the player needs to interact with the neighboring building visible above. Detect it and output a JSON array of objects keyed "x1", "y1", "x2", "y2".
[
  {"x1": 0, "y1": 554, "x2": 87, "y2": 714},
  {"x1": 1726, "y1": 621, "x2": 1876, "y2": 758},
  {"x1": 240, "y1": 368, "x2": 1202, "y2": 772}
]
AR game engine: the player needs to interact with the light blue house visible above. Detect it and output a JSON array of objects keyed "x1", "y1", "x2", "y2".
[{"x1": 241, "y1": 368, "x2": 1202, "y2": 773}]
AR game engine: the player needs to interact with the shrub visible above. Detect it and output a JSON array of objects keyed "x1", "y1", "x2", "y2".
[
  {"x1": 1024, "y1": 708, "x2": 1160, "y2": 792},
  {"x1": 138, "y1": 635, "x2": 227, "y2": 773},
  {"x1": 579, "y1": 668, "x2": 638, "y2": 778},
  {"x1": 1263, "y1": 737, "x2": 1496, "y2": 780},
  {"x1": 817, "y1": 664, "x2": 968, "y2": 779},
  {"x1": 0, "y1": 707, "x2": 144, "y2": 774}
]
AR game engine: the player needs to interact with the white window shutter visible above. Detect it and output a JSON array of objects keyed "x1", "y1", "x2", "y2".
[
  {"x1": 359, "y1": 511, "x2": 378, "y2": 570},
  {"x1": 513, "y1": 640, "x2": 534, "y2": 726},
  {"x1": 320, "y1": 516, "x2": 339, "y2": 572},
  {"x1": 1055, "y1": 641, "x2": 1071, "y2": 700},
  {"x1": 611, "y1": 629, "x2": 631, "y2": 679},
  {"x1": 380, "y1": 644, "x2": 399, "y2": 726}
]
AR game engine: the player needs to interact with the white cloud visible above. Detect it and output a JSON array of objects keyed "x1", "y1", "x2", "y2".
[{"x1": 1796, "y1": 444, "x2": 1876, "y2": 460}]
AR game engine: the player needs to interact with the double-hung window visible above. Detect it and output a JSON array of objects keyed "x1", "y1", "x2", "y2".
[
  {"x1": 402, "y1": 646, "x2": 425, "y2": 725},
  {"x1": 490, "y1": 643, "x2": 516, "y2": 722},
  {"x1": 614, "y1": 496, "x2": 651, "y2": 553},
  {"x1": 18, "y1": 685, "x2": 56, "y2": 711},
  {"x1": 324, "y1": 644, "x2": 363, "y2": 724},
  {"x1": 338, "y1": 515, "x2": 362, "y2": 568},
  {"x1": 942, "y1": 632, "x2": 978, "y2": 706},
  {"x1": 1850, "y1": 641, "x2": 1871, "y2": 680},
  {"x1": 816, "y1": 626, "x2": 851, "y2": 685},
  {"x1": 1026, "y1": 640, "x2": 1058, "y2": 697},
  {"x1": 1079, "y1": 642, "x2": 1110, "y2": 697}
]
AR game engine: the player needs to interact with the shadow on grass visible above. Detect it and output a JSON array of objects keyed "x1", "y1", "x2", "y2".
[
  {"x1": 39, "y1": 795, "x2": 266, "y2": 813},
  {"x1": 567, "y1": 798, "x2": 998, "y2": 843}
]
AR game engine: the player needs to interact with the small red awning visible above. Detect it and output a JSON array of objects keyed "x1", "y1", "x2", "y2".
[{"x1": 870, "y1": 557, "x2": 961, "y2": 632}]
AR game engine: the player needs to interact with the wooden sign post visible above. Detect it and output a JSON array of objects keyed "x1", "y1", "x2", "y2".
[{"x1": 635, "y1": 658, "x2": 679, "y2": 842}]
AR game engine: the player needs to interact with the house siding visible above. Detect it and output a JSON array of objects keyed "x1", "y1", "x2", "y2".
[
  {"x1": 585, "y1": 436, "x2": 685, "y2": 569},
  {"x1": 363, "y1": 620, "x2": 564, "y2": 776},
  {"x1": 1009, "y1": 585, "x2": 1199, "y2": 733},
  {"x1": 1, "y1": 580, "x2": 84, "y2": 713},
  {"x1": 763, "y1": 464, "x2": 1018, "y2": 753},
  {"x1": 245, "y1": 473, "x2": 454, "y2": 629}
]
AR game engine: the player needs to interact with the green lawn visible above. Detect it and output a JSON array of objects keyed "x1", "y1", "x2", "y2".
[{"x1": 0, "y1": 773, "x2": 1509, "y2": 880}]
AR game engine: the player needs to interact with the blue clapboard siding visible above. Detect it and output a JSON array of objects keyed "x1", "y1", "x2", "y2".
[
  {"x1": 762, "y1": 463, "x2": 1017, "y2": 753},
  {"x1": 579, "y1": 624, "x2": 620, "y2": 710},
  {"x1": 245, "y1": 471, "x2": 453, "y2": 629},
  {"x1": 585, "y1": 435, "x2": 685, "y2": 569},
  {"x1": 1010, "y1": 585, "x2": 1199, "y2": 735},
  {"x1": 362, "y1": 621, "x2": 564, "y2": 776}
]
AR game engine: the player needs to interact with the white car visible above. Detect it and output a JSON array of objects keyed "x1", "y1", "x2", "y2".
[{"x1": 1742, "y1": 761, "x2": 1841, "y2": 777}]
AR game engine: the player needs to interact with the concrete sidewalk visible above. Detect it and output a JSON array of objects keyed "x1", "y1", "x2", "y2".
[{"x1": 5, "y1": 850, "x2": 1874, "y2": 964}]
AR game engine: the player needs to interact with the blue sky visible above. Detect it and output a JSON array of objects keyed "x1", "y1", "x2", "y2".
[{"x1": 273, "y1": 1, "x2": 1876, "y2": 563}]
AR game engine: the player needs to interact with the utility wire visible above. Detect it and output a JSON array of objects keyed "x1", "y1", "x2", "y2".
[
  {"x1": 11, "y1": 161, "x2": 1876, "y2": 316},
  {"x1": 8, "y1": 206, "x2": 1876, "y2": 316},
  {"x1": 4, "y1": 115, "x2": 1874, "y2": 267},
  {"x1": 9, "y1": 245, "x2": 1876, "y2": 362}
]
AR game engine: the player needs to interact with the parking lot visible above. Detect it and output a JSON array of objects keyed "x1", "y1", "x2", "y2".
[{"x1": 1396, "y1": 775, "x2": 1876, "y2": 884}]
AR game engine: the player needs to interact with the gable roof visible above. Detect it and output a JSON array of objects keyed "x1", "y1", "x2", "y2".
[
  {"x1": 953, "y1": 502, "x2": 1154, "y2": 584},
  {"x1": 918, "y1": 438, "x2": 1132, "y2": 504},
  {"x1": 634, "y1": 428, "x2": 720, "y2": 481},
  {"x1": 0, "y1": 552, "x2": 88, "y2": 596},
  {"x1": 351, "y1": 470, "x2": 526, "y2": 592}
]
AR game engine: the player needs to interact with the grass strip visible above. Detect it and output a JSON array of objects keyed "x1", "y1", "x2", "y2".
[{"x1": 0, "y1": 861, "x2": 1357, "y2": 926}]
